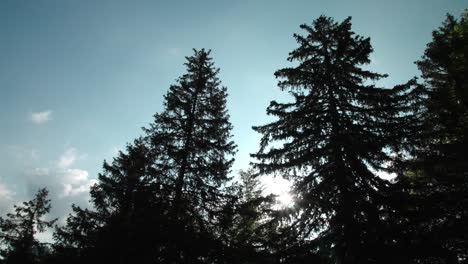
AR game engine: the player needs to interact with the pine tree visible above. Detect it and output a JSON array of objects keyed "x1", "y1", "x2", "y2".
[
  {"x1": 0, "y1": 188, "x2": 56, "y2": 264},
  {"x1": 143, "y1": 48, "x2": 236, "y2": 263},
  {"x1": 416, "y1": 10, "x2": 468, "y2": 142},
  {"x1": 54, "y1": 138, "x2": 169, "y2": 264},
  {"x1": 395, "y1": 10, "x2": 468, "y2": 263},
  {"x1": 54, "y1": 49, "x2": 236, "y2": 264},
  {"x1": 52, "y1": 204, "x2": 103, "y2": 263},
  {"x1": 219, "y1": 169, "x2": 279, "y2": 264},
  {"x1": 252, "y1": 16, "x2": 421, "y2": 263}
]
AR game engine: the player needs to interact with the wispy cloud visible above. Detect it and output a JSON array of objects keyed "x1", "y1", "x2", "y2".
[
  {"x1": 60, "y1": 169, "x2": 97, "y2": 197},
  {"x1": 54, "y1": 148, "x2": 94, "y2": 197},
  {"x1": 30, "y1": 110, "x2": 52, "y2": 124},
  {"x1": 0, "y1": 180, "x2": 14, "y2": 212},
  {"x1": 57, "y1": 148, "x2": 78, "y2": 168},
  {"x1": 1, "y1": 147, "x2": 96, "y2": 242}
]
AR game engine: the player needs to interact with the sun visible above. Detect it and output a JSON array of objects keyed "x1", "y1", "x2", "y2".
[
  {"x1": 276, "y1": 192, "x2": 294, "y2": 207},
  {"x1": 261, "y1": 176, "x2": 294, "y2": 208}
]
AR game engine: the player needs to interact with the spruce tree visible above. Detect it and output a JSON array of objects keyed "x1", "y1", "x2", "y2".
[
  {"x1": 53, "y1": 138, "x2": 163, "y2": 264},
  {"x1": 143, "y1": 48, "x2": 236, "y2": 263},
  {"x1": 252, "y1": 16, "x2": 421, "y2": 263},
  {"x1": 54, "y1": 49, "x2": 236, "y2": 264},
  {"x1": 417, "y1": 10, "x2": 468, "y2": 141},
  {"x1": 396, "y1": 10, "x2": 468, "y2": 263},
  {"x1": 0, "y1": 188, "x2": 56, "y2": 264},
  {"x1": 219, "y1": 169, "x2": 278, "y2": 264}
]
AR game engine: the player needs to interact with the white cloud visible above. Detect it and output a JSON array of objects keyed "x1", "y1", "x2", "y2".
[
  {"x1": 21, "y1": 148, "x2": 95, "y2": 227},
  {"x1": 60, "y1": 169, "x2": 97, "y2": 198},
  {"x1": 30, "y1": 110, "x2": 52, "y2": 124},
  {"x1": 0, "y1": 147, "x2": 96, "y2": 243},
  {"x1": 51, "y1": 148, "x2": 95, "y2": 198},
  {"x1": 27, "y1": 166, "x2": 95, "y2": 199},
  {"x1": 57, "y1": 148, "x2": 78, "y2": 168},
  {"x1": 0, "y1": 181, "x2": 14, "y2": 212}
]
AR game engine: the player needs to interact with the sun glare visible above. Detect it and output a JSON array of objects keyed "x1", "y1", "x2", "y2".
[
  {"x1": 262, "y1": 176, "x2": 294, "y2": 208},
  {"x1": 277, "y1": 192, "x2": 294, "y2": 207}
]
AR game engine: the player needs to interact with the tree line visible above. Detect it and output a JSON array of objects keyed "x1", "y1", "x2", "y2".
[{"x1": 1, "y1": 11, "x2": 467, "y2": 264}]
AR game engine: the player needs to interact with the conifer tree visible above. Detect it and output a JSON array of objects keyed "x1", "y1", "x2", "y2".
[
  {"x1": 417, "y1": 10, "x2": 468, "y2": 141},
  {"x1": 252, "y1": 16, "x2": 421, "y2": 263},
  {"x1": 143, "y1": 48, "x2": 236, "y2": 263},
  {"x1": 219, "y1": 169, "x2": 278, "y2": 264},
  {"x1": 395, "y1": 10, "x2": 468, "y2": 263},
  {"x1": 0, "y1": 188, "x2": 56, "y2": 264},
  {"x1": 53, "y1": 139, "x2": 162, "y2": 264},
  {"x1": 54, "y1": 49, "x2": 236, "y2": 264}
]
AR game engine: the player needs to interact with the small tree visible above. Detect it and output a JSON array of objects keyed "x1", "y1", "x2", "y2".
[
  {"x1": 219, "y1": 169, "x2": 278, "y2": 263},
  {"x1": 0, "y1": 188, "x2": 56, "y2": 264},
  {"x1": 53, "y1": 139, "x2": 163, "y2": 264}
]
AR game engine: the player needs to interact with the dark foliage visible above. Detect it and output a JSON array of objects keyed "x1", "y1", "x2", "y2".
[
  {"x1": 143, "y1": 48, "x2": 237, "y2": 263},
  {"x1": 0, "y1": 188, "x2": 56, "y2": 264},
  {"x1": 53, "y1": 49, "x2": 237, "y2": 264},
  {"x1": 251, "y1": 16, "x2": 423, "y2": 263},
  {"x1": 218, "y1": 169, "x2": 279, "y2": 264},
  {"x1": 392, "y1": 10, "x2": 468, "y2": 263},
  {"x1": 10, "y1": 12, "x2": 466, "y2": 264}
]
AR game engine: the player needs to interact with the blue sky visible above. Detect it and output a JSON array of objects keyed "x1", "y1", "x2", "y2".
[{"x1": 0, "y1": 0, "x2": 466, "y2": 231}]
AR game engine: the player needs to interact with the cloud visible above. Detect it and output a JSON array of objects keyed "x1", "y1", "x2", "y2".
[
  {"x1": 57, "y1": 148, "x2": 78, "y2": 168},
  {"x1": 60, "y1": 169, "x2": 97, "y2": 197},
  {"x1": 0, "y1": 181, "x2": 14, "y2": 212},
  {"x1": 0, "y1": 147, "x2": 97, "y2": 243},
  {"x1": 30, "y1": 110, "x2": 52, "y2": 124},
  {"x1": 27, "y1": 167, "x2": 96, "y2": 199},
  {"x1": 34, "y1": 148, "x2": 95, "y2": 199}
]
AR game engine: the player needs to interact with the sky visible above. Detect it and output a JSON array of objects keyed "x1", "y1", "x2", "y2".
[{"x1": 0, "y1": 0, "x2": 466, "y2": 240}]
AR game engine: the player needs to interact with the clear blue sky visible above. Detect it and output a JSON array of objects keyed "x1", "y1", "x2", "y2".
[{"x1": 0, "y1": 0, "x2": 466, "y2": 226}]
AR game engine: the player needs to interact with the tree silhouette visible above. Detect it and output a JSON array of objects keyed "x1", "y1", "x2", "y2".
[
  {"x1": 252, "y1": 16, "x2": 421, "y2": 263},
  {"x1": 142, "y1": 48, "x2": 237, "y2": 263},
  {"x1": 53, "y1": 138, "x2": 165, "y2": 263},
  {"x1": 0, "y1": 188, "x2": 56, "y2": 264},
  {"x1": 40, "y1": 13, "x2": 467, "y2": 264},
  {"x1": 417, "y1": 10, "x2": 468, "y2": 138},
  {"x1": 393, "y1": 10, "x2": 468, "y2": 263},
  {"x1": 54, "y1": 49, "x2": 236, "y2": 264},
  {"x1": 217, "y1": 169, "x2": 280, "y2": 263}
]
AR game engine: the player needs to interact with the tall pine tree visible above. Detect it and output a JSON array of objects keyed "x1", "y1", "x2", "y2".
[
  {"x1": 54, "y1": 49, "x2": 236, "y2": 264},
  {"x1": 252, "y1": 16, "x2": 421, "y2": 264},
  {"x1": 143, "y1": 48, "x2": 236, "y2": 263},
  {"x1": 394, "y1": 10, "x2": 468, "y2": 263}
]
